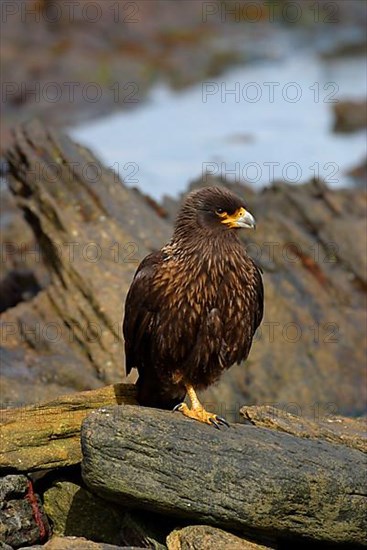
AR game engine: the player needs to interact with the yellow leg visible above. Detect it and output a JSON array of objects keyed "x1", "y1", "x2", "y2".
[{"x1": 174, "y1": 384, "x2": 229, "y2": 428}]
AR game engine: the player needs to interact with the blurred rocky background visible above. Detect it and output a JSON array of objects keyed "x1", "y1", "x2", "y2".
[{"x1": 1, "y1": 0, "x2": 366, "y2": 148}]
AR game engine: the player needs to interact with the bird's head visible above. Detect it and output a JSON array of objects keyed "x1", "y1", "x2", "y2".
[{"x1": 174, "y1": 186, "x2": 256, "y2": 241}]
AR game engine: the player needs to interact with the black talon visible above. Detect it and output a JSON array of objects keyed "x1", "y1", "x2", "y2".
[
  {"x1": 216, "y1": 416, "x2": 230, "y2": 428},
  {"x1": 209, "y1": 418, "x2": 221, "y2": 429}
]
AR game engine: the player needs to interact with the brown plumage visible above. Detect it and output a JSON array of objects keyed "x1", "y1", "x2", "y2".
[{"x1": 123, "y1": 186, "x2": 263, "y2": 426}]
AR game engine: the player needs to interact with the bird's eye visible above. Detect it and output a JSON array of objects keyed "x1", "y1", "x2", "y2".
[{"x1": 216, "y1": 208, "x2": 225, "y2": 215}]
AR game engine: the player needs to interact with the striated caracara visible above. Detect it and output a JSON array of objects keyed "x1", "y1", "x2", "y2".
[{"x1": 123, "y1": 186, "x2": 264, "y2": 427}]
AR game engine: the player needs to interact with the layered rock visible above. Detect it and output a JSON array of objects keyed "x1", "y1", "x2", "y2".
[{"x1": 81, "y1": 405, "x2": 367, "y2": 547}]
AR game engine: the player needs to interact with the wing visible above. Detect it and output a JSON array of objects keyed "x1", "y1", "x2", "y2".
[
  {"x1": 251, "y1": 258, "x2": 264, "y2": 333},
  {"x1": 238, "y1": 258, "x2": 264, "y2": 361},
  {"x1": 123, "y1": 250, "x2": 163, "y2": 376}
]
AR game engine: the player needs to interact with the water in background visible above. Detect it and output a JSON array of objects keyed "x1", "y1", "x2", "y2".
[{"x1": 73, "y1": 53, "x2": 366, "y2": 200}]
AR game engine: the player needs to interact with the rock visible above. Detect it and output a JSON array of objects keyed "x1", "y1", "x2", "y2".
[
  {"x1": 0, "y1": 475, "x2": 50, "y2": 548},
  {"x1": 81, "y1": 405, "x2": 367, "y2": 547},
  {"x1": 0, "y1": 384, "x2": 137, "y2": 472},
  {"x1": 0, "y1": 183, "x2": 49, "y2": 313},
  {"x1": 332, "y1": 100, "x2": 367, "y2": 133},
  {"x1": 0, "y1": 270, "x2": 42, "y2": 314},
  {"x1": 167, "y1": 525, "x2": 272, "y2": 550},
  {"x1": 119, "y1": 511, "x2": 172, "y2": 550},
  {"x1": 2, "y1": 119, "x2": 170, "y2": 406},
  {"x1": 43, "y1": 481, "x2": 125, "y2": 544},
  {"x1": 241, "y1": 405, "x2": 367, "y2": 453},
  {"x1": 347, "y1": 157, "x2": 367, "y2": 188},
  {"x1": 3, "y1": 387, "x2": 365, "y2": 476},
  {"x1": 320, "y1": 38, "x2": 367, "y2": 59},
  {"x1": 20, "y1": 536, "x2": 144, "y2": 549},
  {"x1": 0, "y1": 474, "x2": 29, "y2": 501}
]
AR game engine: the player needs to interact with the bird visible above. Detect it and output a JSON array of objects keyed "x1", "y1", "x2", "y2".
[{"x1": 123, "y1": 186, "x2": 263, "y2": 428}]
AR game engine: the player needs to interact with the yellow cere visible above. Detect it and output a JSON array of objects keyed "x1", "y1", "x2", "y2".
[{"x1": 219, "y1": 207, "x2": 246, "y2": 228}]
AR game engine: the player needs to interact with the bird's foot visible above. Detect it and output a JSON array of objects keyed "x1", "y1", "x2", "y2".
[{"x1": 173, "y1": 403, "x2": 229, "y2": 429}]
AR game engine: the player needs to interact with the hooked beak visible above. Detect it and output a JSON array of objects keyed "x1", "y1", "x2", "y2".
[{"x1": 220, "y1": 207, "x2": 256, "y2": 229}]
